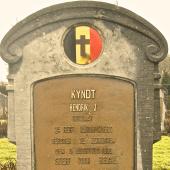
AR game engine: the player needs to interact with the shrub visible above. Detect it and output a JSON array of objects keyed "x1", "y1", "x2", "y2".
[
  {"x1": 0, "y1": 120, "x2": 7, "y2": 138},
  {"x1": 0, "y1": 83, "x2": 7, "y2": 96},
  {"x1": 0, "y1": 160, "x2": 16, "y2": 170},
  {"x1": 0, "y1": 138, "x2": 16, "y2": 165},
  {"x1": 165, "y1": 111, "x2": 170, "y2": 134},
  {"x1": 153, "y1": 136, "x2": 170, "y2": 170}
]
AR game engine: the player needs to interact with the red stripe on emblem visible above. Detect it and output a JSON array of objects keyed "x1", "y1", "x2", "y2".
[{"x1": 90, "y1": 28, "x2": 102, "y2": 62}]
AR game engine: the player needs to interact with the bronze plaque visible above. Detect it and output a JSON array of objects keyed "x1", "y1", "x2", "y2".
[{"x1": 33, "y1": 76, "x2": 134, "y2": 170}]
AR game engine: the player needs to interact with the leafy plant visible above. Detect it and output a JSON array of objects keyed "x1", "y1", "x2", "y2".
[
  {"x1": 153, "y1": 136, "x2": 170, "y2": 170},
  {"x1": 0, "y1": 138, "x2": 16, "y2": 165},
  {"x1": 0, "y1": 83, "x2": 7, "y2": 96}
]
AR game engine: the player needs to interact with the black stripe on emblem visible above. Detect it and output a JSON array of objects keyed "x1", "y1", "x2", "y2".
[{"x1": 64, "y1": 27, "x2": 76, "y2": 62}]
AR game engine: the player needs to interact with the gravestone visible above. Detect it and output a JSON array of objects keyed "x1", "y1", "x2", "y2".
[
  {"x1": 0, "y1": 1, "x2": 168, "y2": 170},
  {"x1": 0, "y1": 92, "x2": 7, "y2": 119}
]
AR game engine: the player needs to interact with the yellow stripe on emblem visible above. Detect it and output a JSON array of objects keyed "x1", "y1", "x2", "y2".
[{"x1": 76, "y1": 26, "x2": 90, "y2": 64}]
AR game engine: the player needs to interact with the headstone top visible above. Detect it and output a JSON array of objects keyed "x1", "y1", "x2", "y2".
[
  {"x1": 0, "y1": 1, "x2": 168, "y2": 170},
  {"x1": 0, "y1": 1, "x2": 168, "y2": 64}
]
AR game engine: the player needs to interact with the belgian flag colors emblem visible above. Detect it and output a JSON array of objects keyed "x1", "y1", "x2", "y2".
[{"x1": 64, "y1": 26, "x2": 102, "y2": 65}]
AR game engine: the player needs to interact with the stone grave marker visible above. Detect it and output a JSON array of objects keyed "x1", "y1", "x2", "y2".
[{"x1": 0, "y1": 1, "x2": 168, "y2": 170}]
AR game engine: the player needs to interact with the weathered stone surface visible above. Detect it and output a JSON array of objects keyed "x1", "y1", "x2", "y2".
[{"x1": 0, "y1": 1, "x2": 168, "y2": 170}]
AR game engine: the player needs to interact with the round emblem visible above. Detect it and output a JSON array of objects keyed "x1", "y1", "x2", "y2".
[{"x1": 64, "y1": 25, "x2": 102, "y2": 65}]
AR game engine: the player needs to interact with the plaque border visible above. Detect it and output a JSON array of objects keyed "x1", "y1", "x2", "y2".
[{"x1": 32, "y1": 74, "x2": 136, "y2": 170}]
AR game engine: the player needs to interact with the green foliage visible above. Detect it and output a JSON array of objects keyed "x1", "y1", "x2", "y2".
[
  {"x1": 0, "y1": 120, "x2": 7, "y2": 137},
  {"x1": 162, "y1": 71, "x2": 170, "y2": 110},
  {"x1": 0, "y1": 160, "x2": 16, "y2": 170},
  {"x1": 162, "y1": 72, "x2": 170, "y2": 95},
  {"x1": 0, "y1": 138, "x2": 16, "y2": 165},
  {"x1": 162, "y1": 72, "x2": 170, "y2": 84},
  {"x1": 165, "y1": 111, "x2": 170, "y2": 133},
  {"x1": 167, "y1": 96, "x2": 170, "y2": 110},
  {"x1": 0, "y1": 83, "x2": 7, "y2": 96},
  {"x1": 153, "y1": 136, "x2": 170, "y2": 170}
]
